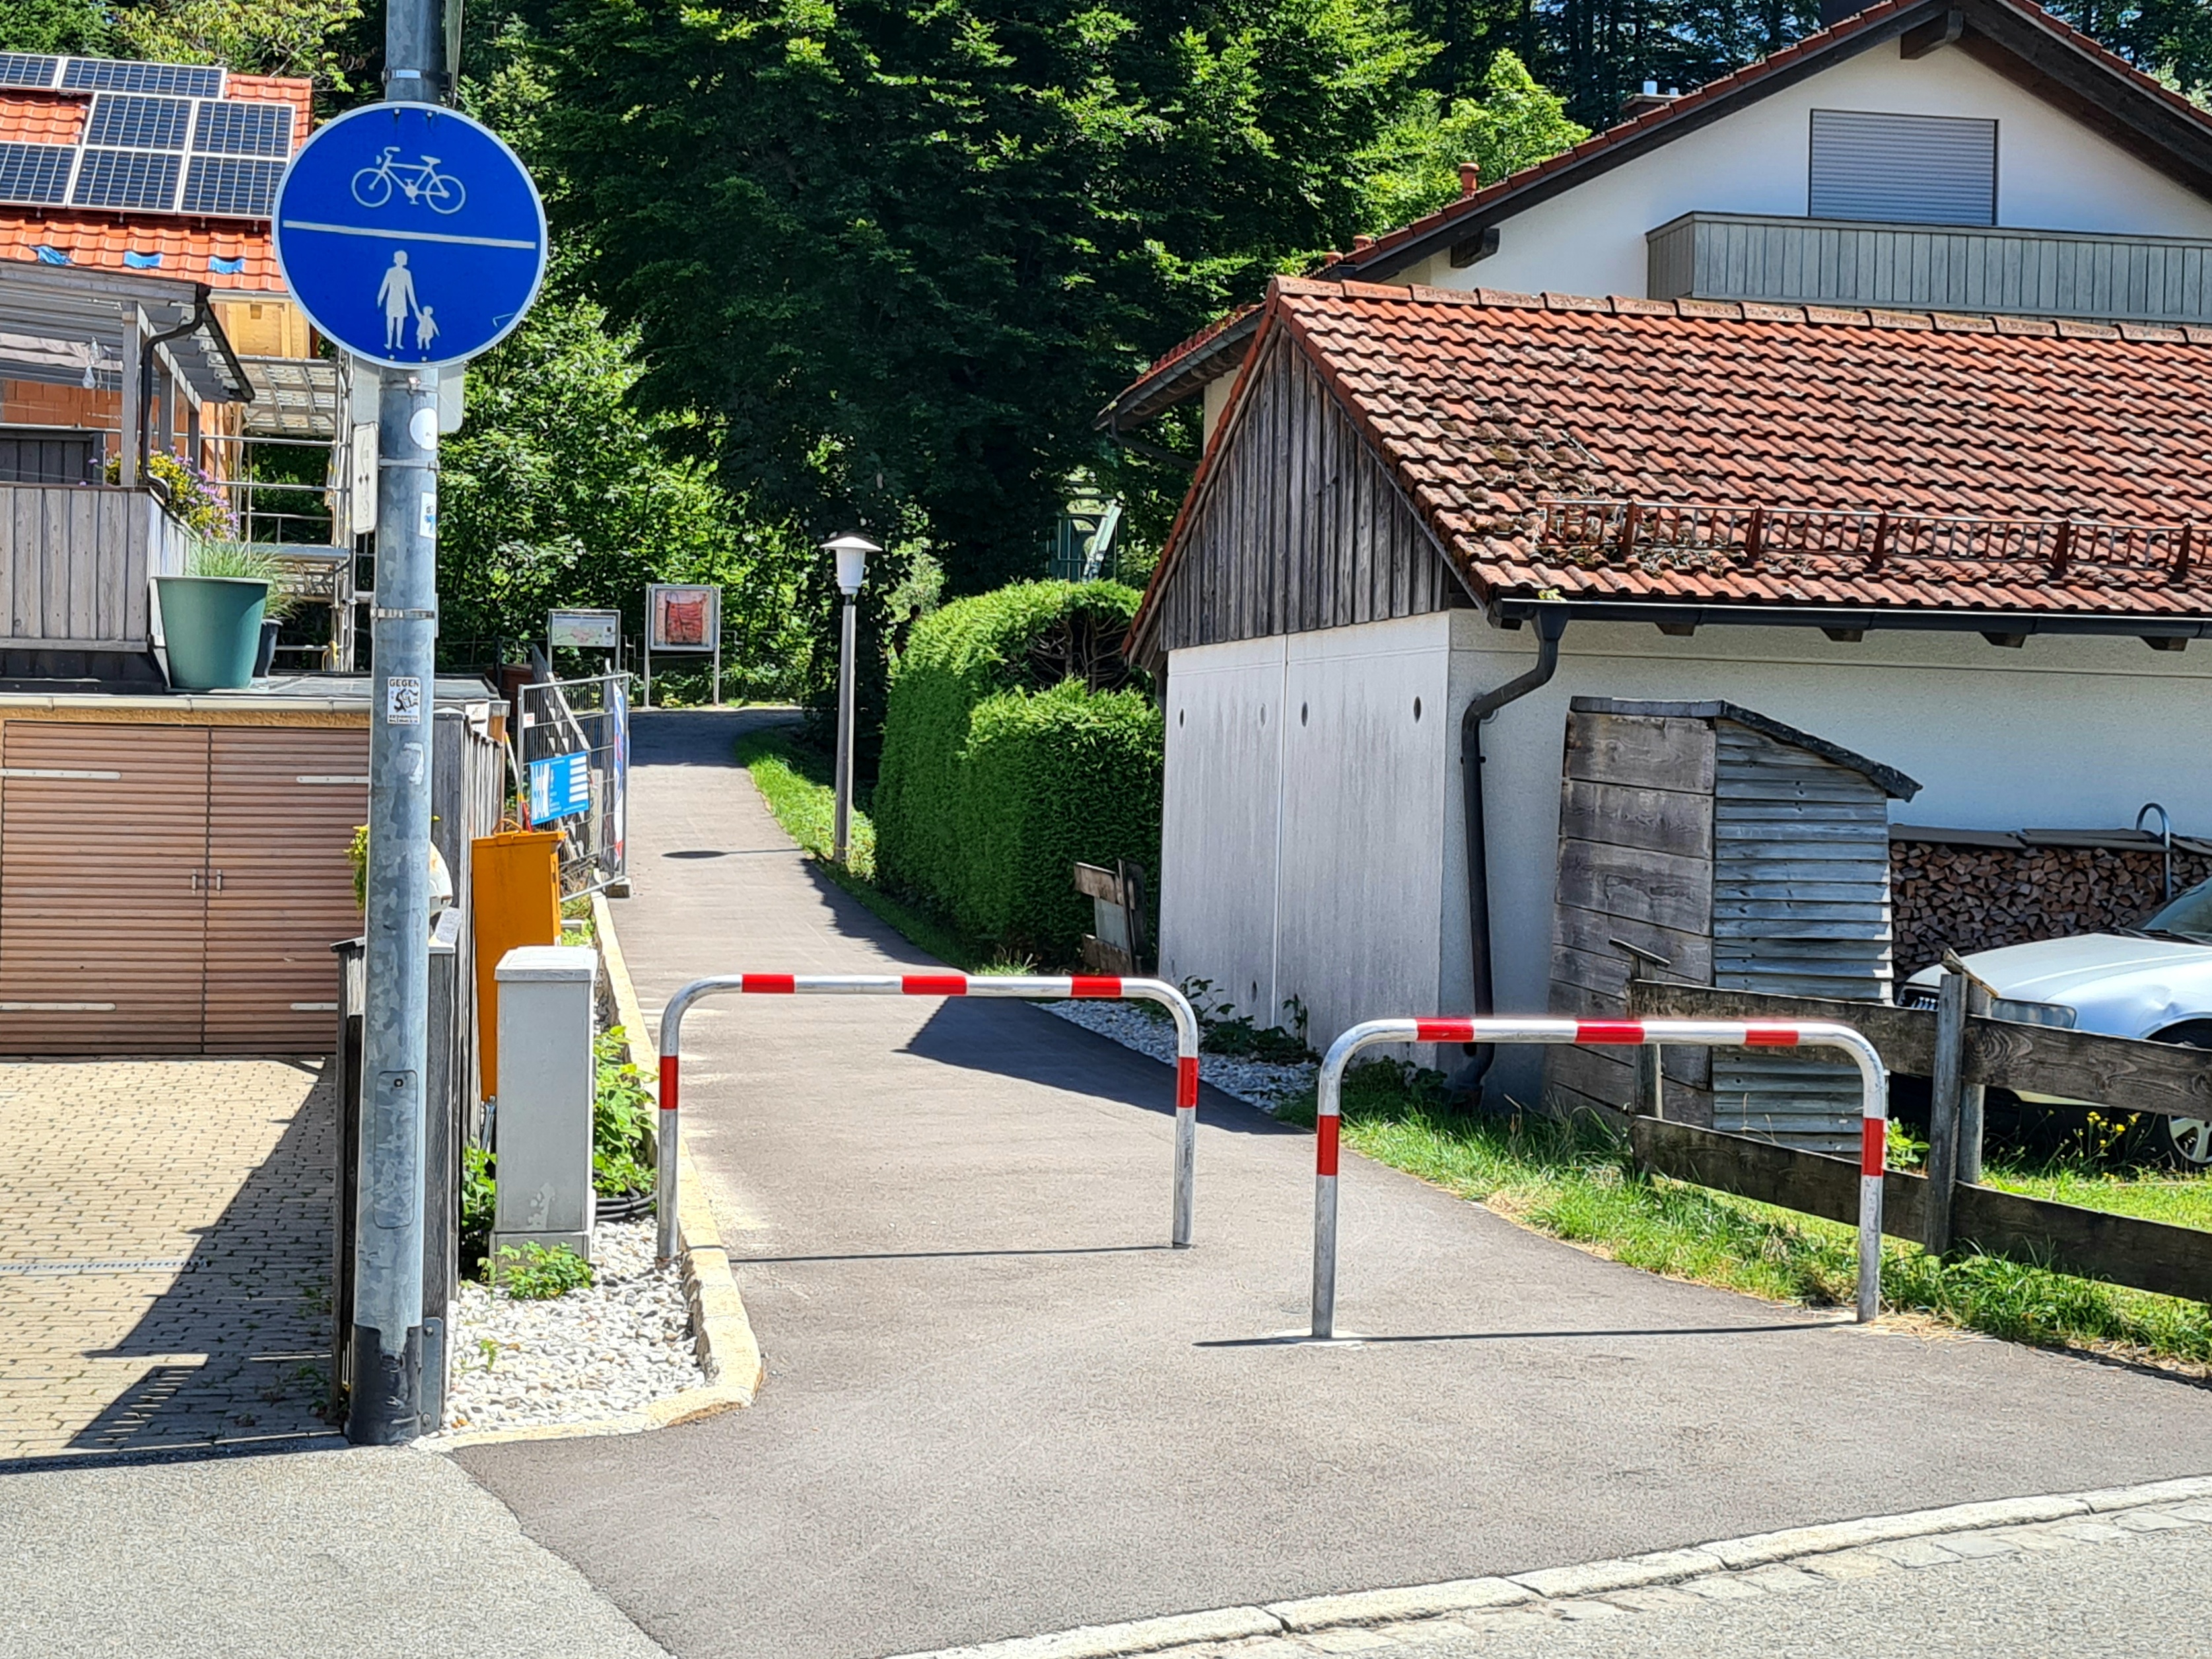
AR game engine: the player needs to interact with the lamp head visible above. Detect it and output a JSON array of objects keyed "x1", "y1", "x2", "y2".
[{"x1": 821, "y1": 532, "x2": 881, "y2": 596}]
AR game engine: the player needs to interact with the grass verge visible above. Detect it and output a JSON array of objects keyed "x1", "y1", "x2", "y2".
[
  {"x1": 1284, "y1": 1060, "x2": 2212, "y2": 1372},
  {"x1": 734, "y1": 726, "x2": 996, "y2": 973}
]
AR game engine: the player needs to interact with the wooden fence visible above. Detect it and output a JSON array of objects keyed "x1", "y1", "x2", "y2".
[{"x1": 1623, "y1": 977, "x2": 2212, "y2": 1303}]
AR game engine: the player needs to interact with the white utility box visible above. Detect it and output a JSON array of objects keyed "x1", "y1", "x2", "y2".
[{"x1": 492, "y1": 945, "x2": 598, "y2": 1265}]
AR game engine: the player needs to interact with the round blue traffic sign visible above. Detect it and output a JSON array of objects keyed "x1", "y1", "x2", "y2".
[{"x1": 274, "y1": 102, "x2": 547, "y2": 371}]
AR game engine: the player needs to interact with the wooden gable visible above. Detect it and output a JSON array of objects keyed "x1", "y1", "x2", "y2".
[{"x1": 1146, "y1": 332, "x2": 1466, "y2": 656}]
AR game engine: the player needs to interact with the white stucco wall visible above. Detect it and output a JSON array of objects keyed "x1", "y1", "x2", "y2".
[
  {"x1": 1162, "y1": 611, "x2": 2212, "y2": 1102},
  {"x1": 1401, "y1": 41, "x2": 2212, "y2": 297}
]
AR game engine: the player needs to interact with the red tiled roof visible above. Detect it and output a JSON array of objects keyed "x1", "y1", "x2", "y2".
[
  {"x1": 0, "y1": 93, "x2": 84, "y2": 146},
  {"x1": 1331, "y1": 0, "x2": 2212, "y2": 282},
  {"x1": 0, "y1": 71, "x2": 310, "y2": 293},
  {"x1": 1136, "y1": 278, "x2": 2212, "y2": 641}
]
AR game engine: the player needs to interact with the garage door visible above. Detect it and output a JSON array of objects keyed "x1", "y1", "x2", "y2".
[
  {"x1": 205, "y1": 726, "x2": 369, "y2": 1054},
  {"x1": 0, "y1": 723, "x2": 211, "y2": 1053}
]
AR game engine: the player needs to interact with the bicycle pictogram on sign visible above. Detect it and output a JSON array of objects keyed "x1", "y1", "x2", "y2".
[{"x1": 351, "y1": 148, "x2": 467, "y2": 214}]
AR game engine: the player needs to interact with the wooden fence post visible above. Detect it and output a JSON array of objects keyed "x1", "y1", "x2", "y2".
[
  {"x1": 1946, "y1": 951, "x2": 1993, "y2": 1185},
  {"x1": 1924, "y1": 969, "x2": 1968, "y2": 1255}
]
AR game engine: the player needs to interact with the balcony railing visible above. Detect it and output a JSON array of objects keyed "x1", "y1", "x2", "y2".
[
  {"x1": 0, "y1": 482, "x2": 195, "y2": 652},
  {"x1": 1647, "y1": 212, "x2": 2212, "y2": 326}
]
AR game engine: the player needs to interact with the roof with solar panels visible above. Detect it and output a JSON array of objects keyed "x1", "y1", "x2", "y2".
[{"x1": 0, "y1": 53, "x2": 309, "y2": 294}]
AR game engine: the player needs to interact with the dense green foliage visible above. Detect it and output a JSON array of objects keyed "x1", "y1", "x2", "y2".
[
  {"x1": 592, "y1": 1027, "x2": 656, "y2": 1199},
  {"x1": 874, "y1": 582, "x2": 1161, "y2": 960},
  {"x1": 436, "y1": 285, "x2": 814, "y2": 692},
  {"x1": 526, "y1": 0, "x2": 1428, "y2": 592},
  {"x1": 1358, "y1": 50, "x2": 1588, "y2": 230}
]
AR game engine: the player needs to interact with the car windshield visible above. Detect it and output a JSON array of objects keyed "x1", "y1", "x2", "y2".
[{"x1": 2131, "y1": 878, "x2": 2212, "y2": 944}]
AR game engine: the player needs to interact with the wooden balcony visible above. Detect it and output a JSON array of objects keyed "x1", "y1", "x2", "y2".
[
  {"x1": 1647, "y1": 212, "x2": 2212, "y2": 326},
  {"x1": 0, "y1": 482, "x2": 194, "y2": 653}
]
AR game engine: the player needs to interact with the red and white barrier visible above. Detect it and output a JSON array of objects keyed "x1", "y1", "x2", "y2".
[
  {"x1": 1309, "y1": 1016, "x2": 1889, "y2": 1337},
  {"x1": 653, "y1": 973, "x2": 1202, "y2": 1262}
]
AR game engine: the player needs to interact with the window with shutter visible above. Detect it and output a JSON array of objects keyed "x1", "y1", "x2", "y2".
[{"x1": 1809, "y1": 109, "x2": 1997, "y2": 226}]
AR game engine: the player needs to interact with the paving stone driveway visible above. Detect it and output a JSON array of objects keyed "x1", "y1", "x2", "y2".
[{"x1": 0, "y1": 1059, "x2": 340, "y2": 1461}]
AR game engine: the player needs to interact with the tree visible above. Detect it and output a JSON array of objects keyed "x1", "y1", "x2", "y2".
[
  {"x1": 527, "y1": 0, "x2": 1428, "y2": 593},
  {"x1": 1359, "y1": 49, "x2": 1588, "y2": 230},
  {"x1": 0, "y1": 0, "x2": 110, "y2": 53},
  {"x1": 436, "y1": 283, "x2": 815, "y2": 694},
  {"x1": 105, "y1": 0, "x2": 372, "y2": 93}
]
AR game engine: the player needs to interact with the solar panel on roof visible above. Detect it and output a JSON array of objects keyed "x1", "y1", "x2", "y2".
[
  {"x1": 71, "y1": 148, "x2": 180, "y2": 210},
  {"x1": 191, "y1": 100, "x2": 292, "y2": 158},
  {"x1": 0, "y1": 54, "x2": 60, "y2": 89},
  {"x1": 61, "y1": 59, "x2": 223, "y2": 98},
  {"x1": 86, "y1": 94, "x2": 191, "y2": 151},
  {"x1": 0, "y1": 142, "x2": 73, "y2": 203},
  {"x1": 180, "y1": 155, "x2": 281, "y2": 217}
]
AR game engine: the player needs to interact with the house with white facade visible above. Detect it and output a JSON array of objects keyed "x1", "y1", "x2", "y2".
[{"x1": 1112, "y1": 0, "x2": 2212, "y2": 1112}]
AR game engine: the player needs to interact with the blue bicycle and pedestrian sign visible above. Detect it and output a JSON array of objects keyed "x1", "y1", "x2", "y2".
[{"x1": 273, "y1": 101, "x2": 547, "y2": 371}]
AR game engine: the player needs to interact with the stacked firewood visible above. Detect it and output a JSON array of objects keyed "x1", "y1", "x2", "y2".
[{"x1": 1890, "y1": 841, "x2": 2212, "y2": 977}]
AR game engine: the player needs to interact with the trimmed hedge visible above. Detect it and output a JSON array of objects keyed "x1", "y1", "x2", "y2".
[{"x1": 874, "y1": 581, "x2": 1161, "y2": 962}]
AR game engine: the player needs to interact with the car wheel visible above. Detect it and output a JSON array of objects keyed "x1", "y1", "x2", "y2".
[{"x1": 2147, "y1": 1023, "x2": 2212, "y2": 1170}]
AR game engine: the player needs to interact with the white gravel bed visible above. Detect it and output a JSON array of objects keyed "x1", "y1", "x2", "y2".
[
  {"x1": 432, "y1": 1218, "x2": 704, "y2": 1436},
  {"x1": 1043, "y1": 999, "x2": 1317, "y2": 1111}
]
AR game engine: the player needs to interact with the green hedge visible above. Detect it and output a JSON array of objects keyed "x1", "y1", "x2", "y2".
[{"x1": 874, "y1": 581, "x2": 1161, "y2": 962}]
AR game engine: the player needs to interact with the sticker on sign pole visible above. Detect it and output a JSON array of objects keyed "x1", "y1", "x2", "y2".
[
  {"x1": 385, "y1": 675, "x2": 423, "y2": 726},
  {"x1": 274, "y1": 102, "x2": 548, "y2": 371}
]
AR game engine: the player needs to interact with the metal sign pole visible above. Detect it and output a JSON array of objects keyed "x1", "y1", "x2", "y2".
[{"x1": 351, "y1": 5, "x2": 442, "y2": 1448}]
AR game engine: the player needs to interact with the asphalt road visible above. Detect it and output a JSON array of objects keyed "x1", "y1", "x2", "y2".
[{"x1": 458, "y1": 709, "x2": 2212, "y2": 1659}]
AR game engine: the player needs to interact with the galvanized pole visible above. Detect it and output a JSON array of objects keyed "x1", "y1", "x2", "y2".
[
  {"x1": 833, "y1": 594, "x2": 856, "y2": 863},
  {"x1": 349, "y1": 0, "x2": 445, "y2": 1446}
]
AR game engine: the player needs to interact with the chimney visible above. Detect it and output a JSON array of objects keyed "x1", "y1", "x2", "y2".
[
  {"x1": 1459, "y1": 160, "x2": 1480, "y2": 197},
  {"x1": 1620, "y1": 80, "x2": 1678, "y2": 120}
]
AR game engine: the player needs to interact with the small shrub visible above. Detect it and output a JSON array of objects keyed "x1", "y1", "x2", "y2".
[
  {"x1": 492, "y1": 1241, "x2": 594, "y2": 1300},
  {"x1": 594, "y1": 1027, "x2": 654, "y2": 1198},
  {"x1": 460, "y1": 1145, "x2": 496, "y2": 1274},
  {"x1": 1183, "y1": 979, "x2": 1314, "y2": 1063}
]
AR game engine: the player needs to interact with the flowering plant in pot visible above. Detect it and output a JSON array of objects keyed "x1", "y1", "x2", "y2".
[{"x1": 155, "y1": 542, "x2": 298, "y2": 689}]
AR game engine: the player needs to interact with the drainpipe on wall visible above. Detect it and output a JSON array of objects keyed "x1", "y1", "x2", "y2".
[
  {"x1": 138, "y1": 285, "x2": 216, "y2": 479},
  {"x1": 1447, "y1": 606, "x2": 1568, "y2": 1100}
]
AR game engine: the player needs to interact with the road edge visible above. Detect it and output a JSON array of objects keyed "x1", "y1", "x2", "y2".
[{"x1": 883, "y1": 1473, "x2": 2212, "y2": 1658}]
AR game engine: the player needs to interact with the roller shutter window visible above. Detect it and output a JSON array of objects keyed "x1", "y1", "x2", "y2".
[{"x1": 1809, "y1": 109, "x2": 1997, "y2": 227}]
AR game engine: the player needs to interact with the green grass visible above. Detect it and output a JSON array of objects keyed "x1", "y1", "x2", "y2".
[
  {"x1": 1282, "y1": 1060, "x2": 2212, "y2": 1369},
  {"x1": 734, "y1": 728, "x2": 1020, "y2": 974}
]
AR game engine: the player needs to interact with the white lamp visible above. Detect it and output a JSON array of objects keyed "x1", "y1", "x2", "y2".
[{"x1": 819, "y1": 532, "x2": 882, "y2": 863}]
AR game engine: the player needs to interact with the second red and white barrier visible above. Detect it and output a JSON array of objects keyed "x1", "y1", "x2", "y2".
[
  {"x1": 653, "y1": 973, "x2": 1203, "y2": 1261},
  {"x1": 1311, "y1": 1016, "x2": 1889, "y2": 1337}
]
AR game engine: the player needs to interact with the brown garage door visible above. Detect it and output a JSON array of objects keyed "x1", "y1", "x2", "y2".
[
  {"x1": 0, "y1": 721, "x2": 370, "y2": 1055},
  {"x1": 0, "y1": 723, "x2": 211, "y2": 1054},
  {"x1": 205, "y1": 726, "x2": 368, "y2": 1054}
]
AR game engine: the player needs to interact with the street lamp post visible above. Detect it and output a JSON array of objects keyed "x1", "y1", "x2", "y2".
[{"x1": 822, "y1": 534, "x2": 880, "y2": 865}]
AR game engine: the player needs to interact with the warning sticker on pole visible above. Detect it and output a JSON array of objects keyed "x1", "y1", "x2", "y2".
[{"x1": 385, "y1": 675, "x2": 423, "y2": 726}]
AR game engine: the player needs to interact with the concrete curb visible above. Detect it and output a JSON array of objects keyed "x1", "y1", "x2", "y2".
[
  {"x1": 882, "y1": 1473, "x2": 2212, "y2": 1658},
  {"x1": 596, "y1": 891, "x2": 766, "y2": 1413}
]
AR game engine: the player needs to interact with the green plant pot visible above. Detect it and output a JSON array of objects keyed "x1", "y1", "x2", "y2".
[{"x1": 155, "y1": 575, "x2": 269, "y2": 691}]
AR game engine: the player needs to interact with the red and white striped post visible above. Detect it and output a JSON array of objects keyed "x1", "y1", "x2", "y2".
[
  {"x1": 654, "y1": 973, "x2": 1203, "y2": 1263},
  {"x1": 1310, "y1": 1016, "x2": 1888, "y2": 1337}
]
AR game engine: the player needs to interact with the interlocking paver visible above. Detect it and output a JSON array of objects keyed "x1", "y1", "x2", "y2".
[{"x1": 0, "y1": 1058, "x2": 338, "y2": 1460}]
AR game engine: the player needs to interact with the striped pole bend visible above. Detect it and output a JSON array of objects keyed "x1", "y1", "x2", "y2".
[
  {"x1": 1309, "y1": 1016, "x2": 1888, "y2": 1339},
  {"x1": 652, "y1": 972, "x2": 1203, "y2": 1263}
]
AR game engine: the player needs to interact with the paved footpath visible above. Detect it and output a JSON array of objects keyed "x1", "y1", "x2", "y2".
[
  {"x1": 0, "y1": 1058, "x2": 337, "y2": 1460},
  {"x1": 459, "y1": 709, "x2": 2212, "y2": 1659}
]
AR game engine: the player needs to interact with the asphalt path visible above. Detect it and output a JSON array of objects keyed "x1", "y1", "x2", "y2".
[{"x1": 459, "y1": 709, "x2": 2212, "y2": 1659}]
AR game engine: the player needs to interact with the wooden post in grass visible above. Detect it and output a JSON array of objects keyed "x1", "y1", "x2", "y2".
[
  {"x1": 1924, "y1": 968, "x2": 1968, "y2": 1255},
  {"x1": 1944, "y1": 950, "x2": 1993, "y2": 1185}
]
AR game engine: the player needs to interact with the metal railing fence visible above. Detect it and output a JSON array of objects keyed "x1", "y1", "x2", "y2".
[{"x1": 514, "y1": 672, "x2": 631, "y2": 897}]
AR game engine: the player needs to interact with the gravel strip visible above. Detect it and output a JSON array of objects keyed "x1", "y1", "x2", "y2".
[
  {"x1": 1043, "y1": 1000, "x2": 1317, "y2": 1111},
  {"x1": 432, "y1": 1218, "x2": 704, "y2": 1436}
]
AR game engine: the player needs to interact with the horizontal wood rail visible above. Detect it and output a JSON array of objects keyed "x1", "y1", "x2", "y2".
[{"x1": 1628, "y1": 979, "x2": 2212, "y2": 1121}]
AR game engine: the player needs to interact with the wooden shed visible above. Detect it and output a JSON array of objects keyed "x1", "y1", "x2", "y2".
[{"x1": 1545, "y1": 697, "x2": 1919, "y2": 1151}]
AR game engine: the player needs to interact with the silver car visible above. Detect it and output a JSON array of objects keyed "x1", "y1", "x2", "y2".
[{"x1": 1902, "y1": 878, "x2": 2212, "y2": 1165}]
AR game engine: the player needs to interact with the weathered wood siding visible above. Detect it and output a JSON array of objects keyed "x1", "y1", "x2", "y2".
[
  {"x1": 1707, "y1": 719, "x2": 1894, "y2": 1154},
  {"x1": 0, "y1": 483, "x2": 188, "y2": 651},
  {"x1": 1152, "y1": 334, "x2": 1461, "y2": 654},
  {"x1": 1543, "y1": 707, "x2": 1718, "y2": 1125},
  {"x1": 1649, "y1": 211, "x2": 2212, "y2": 325}
]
